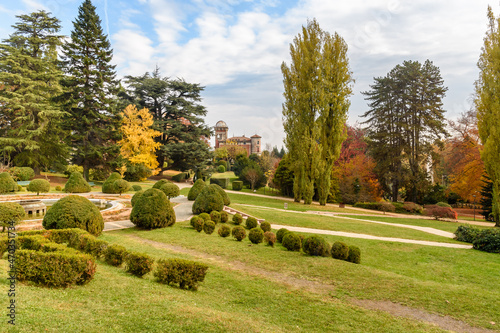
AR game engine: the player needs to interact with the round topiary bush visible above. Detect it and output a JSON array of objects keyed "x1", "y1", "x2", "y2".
[
  {"x1": 130, "y1": 188, "x2": 176, "y2": 229},
  {"x1": 264, "y1": 231, "x2": 276, "y2": 247},
  {"x1": 0, "y1": 172, "x2": 17, "y2": 193},
  {"x1": 436, "y1": 201, "x2": 452, "y2": 208},
  {"x1": 210, "y1": 184, "x2": 230, "y2": 206},
  {"x1": 246, "y1": 217, "x2": 258, "y2": 229},
  {"x1": 27, "y1": 179, "x2": 50, "y2": 195},
  {"x1": 152, "y1": 179, "x2": 170, "y2": 189},
  {"x1": 0, "y1": 202, "x2": 26, "y2": 231},
  {"x1": 232, "y1": 213, "x2": 243, "y2": 225},
  {"x1": 190, "y1": 215, "x2": 200, "y2": 228},
  {"x1": 217, "y1": 165, "x2": 226, "y2": 173},
  {"x1": 303, "y1": 236, "x2": 330, "y2": 257},
  {"x1": 64, "y1": 172, "x2": 91, "y2": 193},
  {"x1": 193, "y1": 217, "x2": 204, "y2": 232},
  {"x1": 160, "y1": 182, "x2": 180, "y2": 199},
  {"x1": 260, "y1": 221, "x2": 271, "y2": 232},
  {"x1": 131, "y1": 184, "x2": 142, "y2": 191},
  {"x1": 203, "y1": 220, "x2": 216, "y2": 234},
  {"x1": 192, "y1": 184, "x2": 224, "y2": 214},
  {"x1": 210, "y1": 211, "x2": 221, "y2": 224},
  {"x1": 331, "y1": 242, "x2": 349, "y2": 260},
  {"x1": 282, "y1": 233, "x2": 301, "y2": 251},
  {"x1": 187, "y1": 179, "x2": 206, "y2": 201},
  {"x1": 10, "y1": 167, "x2": 35, "y2": 181},
  {"x1": 198, "y1": 213, "x2": 211, "y2": 221},
  {"x1": 347, "y1": 246, "x2": 361, "y2": 264},
  {"x1": 232, "y1": 226, "x2": 246, "y2": 241},
  {"x1": 105, "y1": 244, "x2": 128, "y2": 266},
  {"x1": 102, "y1": 172, "x2": 122, "y2": 194},
  {"x1": 220, "y1": 211, "x2": 229, "y2": 223},
  {"x1": 276, "y1": 228, "x2": 290, "y2": 243},
  {"x1": 248, "y1": 227, "x2": 264, "y2": 244},
  {"x1": 113, "y1": 179, "x2": 131, "y2": 195},
  {"x1": 55, "y1": 185, "x2": 62, "y2": 191},
  {"x1": 218, "y1": 224, "x2": 231, "y2": 237},
  {"x1": 131, "y1": 190, "x2": 145, "y2": 207},
  {"x1": 42, "y1": 195, "x2": 104, "y2": 236}
]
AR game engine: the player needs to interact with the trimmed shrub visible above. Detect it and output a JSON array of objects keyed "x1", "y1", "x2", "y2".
[
  {"x1": 64, "y1": 165, "x2": 83, "y2": 177},
  {"x1": 217, "y1": 165, "x2": 226, "y2": 173},
  {"x1": 210, "y1": 211, "x2": 221, "y2": 224},
  {"x1": 331, "y1": 241, "x2": 349, "y2": 260},
  {"x1": 77, "y1": 234, "x2": 108, "y2": 258},
  {"x1": 218, "y1": 224, "x2": 231, "y2": 237},
  {"x1": 130, "y1": 188, "x2": 176, "y2": 229},
  {"x1": 47, "y1": 228, "x2": 88, "y2": 245},
  {"x1": 105, "y1": 244, "x2": 128, "y2": 266},
  {"x1": 160, "y1": 182, "x2": 180, "y2": 199},
  {"x1": 210, "y1": 177, "x2": 229, "y2": 189},
  {"x1": 220, "y1": 211, "x2": 229, "y2": 223},
  {"x1": 131, "y1": 184, "x2": 142, "y2": 191},
  {"x1": 436, "y1": 201, "x2": 452, "y2": 208},
  {"x1": 154, "y1": 258, "x2": 208, "y2": 290},
  {"x1": 43, "y1": 195, "x2": 104, "y2": 236},
  {"x1": 264, "y1": 231, "x2": 276, "y2": 247},
  {"x1": 125, "y1": 252, "x2": 154, "y2": 277},
  {"x1": 113, "y1": 179, "x2": 131, "y2": 195},
  {"x1": 9, "y1": 167, "x2": 35, "y2": 181},
  {"x1": 260, "y1": 221, "x2": 271, "y2": 232},
  {"x1": 354, "y1": 202, "x2": 395, "y2": 213},
  {"x1": 192, "y1": 185, "x2": 224, "y2": 214},
  {"x1": 380, "y1": 202, "x2": 396, "y2": 213},
  {"x1": 63, "y1": 172, "x2": 91, "y2": 193},
  {"x1": 245, "y1": 216, "x2": 258, "y2": 229},
  {"x1": 403, "y1": 202, "x2": 424, "y2": 214},
  {"x1": 188, "y1": 179, "x2": 206, "y2": 201},
  {"x1": 172, "y1": 172, "x2": 188, "y2": 182},
  {"x1": 248, "y1": 227, "x2": 264, "y2": 244},
  {"x1": 124, "y1": 164, "x2": 152, "y2": 182},
  {"x1": 232, "y1": 226, "x2": 246, "y2": 241},
  {"x1": 425, "y1": 206, "x2": 458, "y2": 220},
  {"x1": 190, "y1": 215, "x2": 199, "y2": 227},
  {"x1": 16, "y1": 249, "x2": 96, "y2": 287},
  {"x1": 232, "y1": 181, "x2": 243, "y2": 191},
  {"x1": 203, "y1": 220, "x2": 216, "y2": 234},
  {"x1": 131, "y1": 190, "x2": 145, "y2": 207},
  {"x1": 0, "y1": 172, "x2": 17, "y2": 193},
  {"x1": 347, "y1": 246, "x2": 361, "y2": 264},
  {"x1": 17, "y1": 235, "x2": 49, "y2": 251},
  {"x1": 55, "y1": 185, "x2": 62, "y2": 191},
  {"x1": 276, "y1": 228, "x2": 290, "y2": 243},
  {"x1": 303, "y1": 236, "x2": 330, "y2": 256},
  {"x1": 472, "y1": 229, "x2": 500, "y2": 253},
  {"x1": 152, "y1": 179, "x2": 170, "y2": 189},
  {"x1": 102, "y1": 172, "x2": 122, "y2": 194},
  {"x1": 282, "y1": 233, "x2": 301, "y2": 251},
  {"x1": 210, "y1": 183, "x2": 230, "y2": 205},
  {"x1": 17, "y1": 185, "x2": 23, "y2": 191},
  {"x1": 199, "y1": 213, "x2": 211, "y2": 221},
  {"x1": 0, "y1": 202, "x2": 26, "y2": 231},
  {"x1": 232, "y1": 213, "x2": 243, "y2": 225},
  {"x1": 193, "y1": 217, "x2": 204, "y2": 232},
  {"x1": 454, "y1": 225, "x2": 481, "y2": 243}
]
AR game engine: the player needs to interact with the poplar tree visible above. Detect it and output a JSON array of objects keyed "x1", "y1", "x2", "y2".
[
  {"x1": 475, "y1": 6, "x2": 500, "y2": 226},
  {"x1": 0, "y1": 11, "x2": 67, "y2": 172},
  {"x1": 60, "y1": 0, "x2": 121, "y2": 180},
  {"x1": 282, "y1": 19, "x2": 353, "y2": 205}
]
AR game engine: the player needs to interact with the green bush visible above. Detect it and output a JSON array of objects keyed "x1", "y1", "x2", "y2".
[
  {"x1": 472, "y1": 229, "x2": 500, "y2": 253},
  {"x1": 276, "y1": 228, "x2": 290, "y2": 243},
  {"x1": 217, "y1": 165, "x2": 226, "y2": 173},
  {"x1": 16, "y1": 249, "x2": 96, "y2": 287},
  {"x1": 403, "y1": 202, "x2": 424, "y2": 214},
  {"x1": 76, "y1": 234, "x2": 108, "y2": 258},
  {"x1": 454, "y1": 225, "x2": 481, "y2": 243},
  {"x1": 0, "y1": 172, "x2": 17, "y2": 193},
  {"x1": 232, "y1": 226, "x2": 246, "y2": 241},
  {"x1": 64, "y1": 165, "x2": 83, "y2": 177},
  {"x1": 210, "y1": 183, "x2": 230, "y2": 205},
  {"x1": 47, "y1": 228, "x2": 88, "y2": 245},
  {"x1": 248, "y1": 227, "x2": 264, "y2": 244},
  {"x1": 232, "y1": 180, "x2": 243, "y2": 191},
  {"x1": 232, "y1": 213, "x2": 243, "y2": 225},
  {"x1": 154, "y1": 258, "x2": 208, "y2": 290},
  {"x1": 160, "y1": 182, "x2": 180, "y2": 199},
  {"x1": 218, "y1": 224, "x2": 231, "y2": 237},
  {"x1": 210, "y1": 211, "x2": 221, "y2": 224},
  {"x1": 89, "y1": 168, "x2": 110, "y2": 181},
  {"x1": 172, "y1": 172, "x2": 188, "y2": 182},
  {"x1": 9, "y1": 167, "x2": 35, "y2": 181},
  {"x1": 436, "y1": 201, "x2": 452, "y2": 208},
  {"x1": 124, "y1": 164, "x2": 152, "y2": 182},
  {"x1": 347, "y1": 246, "x2": 361, "y2": 264},
  {"x1": 152, "y1": 179, "x2": 170, "y2": 189},
  {"x1": 203, "y1": 220, "x2": 216, "y2": 234},
  {"x1": 131, "y1": 184, "x2": 142, "y2": 191},
  {"x1": 425, "y1": 206, "x2": 458, "y2": 220},
  {"x1": 26, "y1": 179, "x2": 50, "y2": 195},
  {"x1": 353, "y1": 202, "x2": 396, "y2": 212},
  {"x1": 220, "y1": 211, "x2": 229, "y2": 223},
  {"x1": 63, "y1": 172, "x2": 91, "y2": 193},
  {"x1": 192, "y1": 184, "x2": 224, "y2": 214},
  {"x1": 113, "y1": 179, "x2": 131, "y2": 195},
  {"x1": 190, "y1": 215, "x2": 199, "y2": 227},
  {"x1": 0, "y1": 202, "x2": 26, "y2": 231},
  {"x1": 130, "y1": 188, "x2": 176, "y2": 229},
  {"x1": 102, "y1": 172, "x2": 122, "y2": 194},
  {"x1": 193, "y1": 217, "x2": 204, "y2": 232},
  {"x1": 303, "y1": 236, "x2": 330, "y2": 256},
  {"x1": 282, "y1": 233, "x2": 301, "y2": 251},
  {"x1": 17, "y1": 235, "x2": 49, "y2": 251},
  {"x1": 187, "y1": 179, "x2": 206, "y2": 201},
  {"x1": 264, "y1": 231, "x2": 276, "y2": 247},
  {"x1": 131, "y1": 190, "x2": 145, "y2": 207},
  {"x1": 210, "y1": 177, "x2": 229, "y2": 189},
  {"x1": 105, "y1": 244, "x2": 128, "y2": 266},
  {"x1": 17, "y1": 185, "x2": 23, "y2": 191},
  {"x1": 55, "y1": 185, "x2": 62, "y2": 191},
  {"x1": 245, "y1": 216, "x2": 258, "y2": 229},
  {"x1": 43, "y1": 195, "x2": 104, "y2": 236},
  {"x1": 125, "y1": 252, "x2": 154, "y2": 277},
  {"x1": 260, "y1": 221, "x2": 271, "y2": 232},
  {"x1": 198, "y1": 213, "x2": 211, "y2": 221},
  {"x1": 331, "y1": 241, "x2": 349, "y2": 260}
]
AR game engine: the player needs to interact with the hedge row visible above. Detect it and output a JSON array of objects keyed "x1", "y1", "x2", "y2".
[
  {"x1": 210, "y1": 177, "x2": 229, "y2": 189},
  {"x1": 454, "y1": 225, "x2": 500, "y2": 253}
]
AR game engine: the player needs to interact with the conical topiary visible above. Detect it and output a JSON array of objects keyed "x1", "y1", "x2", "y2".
[
  {"x1": 0, "y1": 172, "x2": 17, "y2": 193},
  {"x1": 192, "y1": 184, "x2": 224, "y2": 214},
  {"x1": 130, "y1": 188, "x2": 176, "y2": 229},
  {"x1": 102, "y1": 172, "x2": 122, "y2": 194},
  {"x1": 187, "y1": 179, "x2": 206, "y2": 201},
  {"x1": 64, "y1": 172, "x2": 91, "y2": 193},
  {"x1": 210, "y1": 183, "x2": 230, "y2": 206}
]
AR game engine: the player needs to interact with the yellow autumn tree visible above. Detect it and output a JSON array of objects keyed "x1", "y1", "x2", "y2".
[{"x1": 119, "y1": 105, "x2": 162, "y2": 177}]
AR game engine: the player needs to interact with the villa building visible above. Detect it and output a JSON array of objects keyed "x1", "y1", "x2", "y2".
[{"x1": 214, "y1": 120, "x2": 261, "y2": 156}]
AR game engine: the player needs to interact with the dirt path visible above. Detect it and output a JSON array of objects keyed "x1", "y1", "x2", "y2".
[{"x1": 127, "y1": 234, "x2": 494, "y2": 333}]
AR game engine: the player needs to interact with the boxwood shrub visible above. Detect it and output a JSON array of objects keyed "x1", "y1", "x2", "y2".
[
  {"x1": 232, "y1": 226, "x2": 246, "y2": 241},
  {"x1": 131, "y1": 185, "x2": 142, "y2": 191},
  {"x1": 198, "y1": 213, "x2": 211, "y2": 221},
  {"x1": 217, "y1": 165, "x2": 226, "y2": 173},
  {"x1": 331, "y1": 241, "x2": 349, "y2": 260},
  {"x1": 102, "y1": 172, "x2": 122, "y2": 194},
  {"x1": 347, "y1": 246, "x2": 361, "y2": 264},
  {"x1": 248, "y1": 227, "x2": 264, "y2": 244},
  {"x1": 131, "y1": 190, "x2": 145, "y2": 207},
  {"x1": 192, "y1": 185, "x2": 224, "y2": 214},
  {"x1": 160, "y1": 182, "x2": 180, "y2": 199},
  {"x1": 232, "y1": 213, "x2": 243, "y2": 225},
  {"x1": 152, "y1": 179, "x2": 170, "y2": 189},
  {"x1": 113, "y1": 179, "x2": 131, "y2": 195},
  {"x1": 259, "y1": 221, "x2": 271, "y2": 232},
  {"x1": 0, "y1": 202, "x2": 26, "y2": 231},
  {"x1": 472, "y1": 229, "x2": 500, "y2": 253},
  {"x1": 172, "y1": 172, "x2": 188, "y2": 182},
  {"x1": 209, "y1": 211, "x2": 221, "y2": 224},
  {"x1": 245, "y1": 217, "x2": 258, "y2": 229},
  {"x1": 203, "y1": 220, "x2": 216, "y2": 234},
  {"x1": 0, "y1": 172, "x2": 17, "y2": 193},
  {"x1": 220, "y1": 211, "x2": 229, "y2": 223},
  {"x1": 211, "y1": 183, "x2": 230, "y2": 205},
  {"x1": 302, "y1": 236, "x2": 330, "y2": 256},
  {"x1": 276, "y1": 228, "x2": 290, "y2": 243},
  {"x1": 105, "y1": 244, "x2": 128, "y2": 266},
  {"x1": 193, "y1": 217, "x2": 204, "y2": 232},
  {"x1": 154, "y1": 258, "x2": 208, "y2": 290},
  {"x1": 125, "y1": 252, "x2": 154, "y2": 277},
  {"x1": 282, "y1": 233, "x2": 301, "y2": 251},
  {"x1": 232, "y1": 181, "x2": 243, "y2": 191},
  {"x1": 27, "y1": 179, "x2": 50, "y2": 195},
  {"x1": 130, "y1": 188, "x2": 176, "y2": 229},
  {"x1": 63, "y1": 172, "x2": 91, "y2": 193},
  {"x1": 218, "y1": 224, "x2": 231, "y2": 237},
  {"x1": 264, "y1": 231, "x2": 276, "y2": 247},
  {"x1": 9, "y1": 167, "x2": 35, "y2": 181},
  {"x1": 188, "y1": 179, "x2": 206, "y2": 201},
  {"x1": 210, "y1": 177, "x2": 229, "y2": 189},
  {"x1": 454, "y1": 225, "x2": 481, "y2": 243}
]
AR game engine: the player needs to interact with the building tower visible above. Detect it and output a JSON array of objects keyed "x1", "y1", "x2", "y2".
[
  {"x1": 251, "y1": 134, "x2": 261, "y2": 154},
  {"x1": 214, "y1": 120, "x2": 228, "y2": 148}
]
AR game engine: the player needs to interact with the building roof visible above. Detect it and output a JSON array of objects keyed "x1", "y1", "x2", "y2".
[
  {"x1": 251, "y1": 134, "x2": 261, "y2": 138},
  {"x1": 227, "y1": 136, "x2": 251, "y2": 142},
  {"x1": 215, "y1": 120, "x2": 228, "y2": 128}
]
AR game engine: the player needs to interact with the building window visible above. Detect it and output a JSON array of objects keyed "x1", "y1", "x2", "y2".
[{"x1": 257, "y1": 141, "x2": 259, "y2": 144}]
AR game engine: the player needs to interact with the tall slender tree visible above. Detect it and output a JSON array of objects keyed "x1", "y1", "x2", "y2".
[
  {"x1": 60, "y1": 0, "x2": 121, "y2": 180},
  {"x1": 475, "y1": 6, "x2": 500, "y2": 226},
  {"x1": 0, "y1": 10, "x2": 67, "y2": 173}
]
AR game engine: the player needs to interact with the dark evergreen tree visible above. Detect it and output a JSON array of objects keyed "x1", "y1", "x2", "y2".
[
  {"x1": 60, "y1": 0, "x2": 121, "y2": 180},
  {"x1": 0, "y1": 11, "x2": 67, "y2": 173},
  {"x1": 480, "y1": 174, "x2": 494, "y2": 221}
]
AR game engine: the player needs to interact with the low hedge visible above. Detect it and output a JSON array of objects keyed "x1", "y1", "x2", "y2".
[
  {"x1": 210, "y1": 177, "x2": 229, "y2": 189},
  {"x1": 232, "y1": 181, "x2": 243, "y2": 191},
  {"x1": 172, "y1": 172, "x2": 189, "y2": 182},
  {"x1": 105, "y1": 244, "x2": 128, "y2": 267},
  {"x1": 154, "y1": 258, "x2": 208, "y2": 290},
  {"x1": 454, "y1": 225, "x2": 482, "y2": 243},
  {"x1": 353, "y1": 202, "x2": 396, "y2": 213},
  {"x1": 248, "y1": 227, "x2": 264, "y2": 244},
  {"x1": 302, "y1": 236, "x2": 330, "y2": 257},
  {"x1": 125, "y1": 252, "x2": 154, "y2": 277},
  {"x1": 472, "y1": 229, "x2": 500, "y2": 253}
]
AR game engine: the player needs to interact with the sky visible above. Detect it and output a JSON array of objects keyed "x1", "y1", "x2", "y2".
[{"x1": 0, "y1": 0, "x2": 496, "y2": 149}]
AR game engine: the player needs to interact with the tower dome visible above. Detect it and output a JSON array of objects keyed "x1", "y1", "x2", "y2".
[{"x1": 215, "y1": 120, "x2": 228, "y2": 128}]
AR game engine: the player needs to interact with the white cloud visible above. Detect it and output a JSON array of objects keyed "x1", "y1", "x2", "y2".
[{"x1": 112, "y1": 29, "x2": 156, "y2": 76}]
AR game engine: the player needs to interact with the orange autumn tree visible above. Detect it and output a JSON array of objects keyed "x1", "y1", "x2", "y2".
[{"x1": 119, "y1": 105, "x2": 162, "y2": 178}]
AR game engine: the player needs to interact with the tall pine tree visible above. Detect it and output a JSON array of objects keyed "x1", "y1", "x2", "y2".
[
  {"x1": 61, "y1": 0, "x2": 121, "y2": 180},
  {"x1": 0, "y1": 10, "x2": 67, "y2": 173}
]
